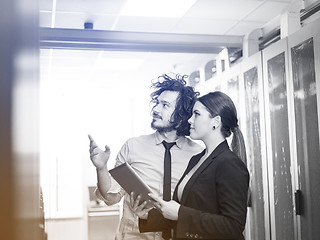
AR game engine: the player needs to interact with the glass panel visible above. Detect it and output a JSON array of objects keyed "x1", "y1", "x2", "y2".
[
  {"x1": 227, "y1": 76, "x2": 240, "y2": 113},
  {"x1": 244, "y1": 67, "x2": 265, "y2": 240},
  {"x1": 267, "y1": 52, "x2": 295, "y2": 239},
  {"x1": 291, "y1": 37, "x2": 320, "y2": 240}
]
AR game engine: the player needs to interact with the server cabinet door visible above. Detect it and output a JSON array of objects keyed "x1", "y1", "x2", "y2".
[
  {"x1": 262, "y1": 38, "x2": 296, "y2": 240},
  {"x1": 241, "y1": 51, "x2": 270, "y2": 240},
  {"x1": 225, "y1": 63, "x2": 242, "y2": 119},
  {"x1": 287, "y1": 17, "x2": 320, "y2": 240}
]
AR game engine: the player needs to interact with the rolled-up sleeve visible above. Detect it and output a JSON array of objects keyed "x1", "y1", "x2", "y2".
[{"x1": 94, "y1": 140, "x2": 131, "y2": 205}]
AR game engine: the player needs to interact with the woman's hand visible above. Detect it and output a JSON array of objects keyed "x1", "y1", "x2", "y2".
[
  {"x1": 148, "y1": 193, "x2": 180, "y2": 220},
  {"x1": 129, "y1": 192, "x2": 153, "y2": 219}
]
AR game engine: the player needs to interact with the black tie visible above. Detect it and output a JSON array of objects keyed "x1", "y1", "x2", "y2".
[
  {"x1": 162, "y1": 141, "x2": 175, "y2": 240},
  {"x1": 162, "y1": 141, "x2": 175, "y2": 201}
]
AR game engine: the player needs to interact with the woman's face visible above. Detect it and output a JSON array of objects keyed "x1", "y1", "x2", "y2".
[{"x1": 188, "y1": 101, "x2": 214, "y2": 140}]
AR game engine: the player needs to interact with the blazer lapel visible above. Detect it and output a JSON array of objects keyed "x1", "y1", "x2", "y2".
[
  {"x1": 178, "y1": 157, "x2": 214, "y2": 204},
  {"x1": 173, "y1": 150, "x2": 205, "y2": 202},
  {"x1": 177, "y1": 141, "x2": 230, "y2": 205}
]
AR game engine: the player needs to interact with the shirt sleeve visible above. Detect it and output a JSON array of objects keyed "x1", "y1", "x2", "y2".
[
  {"x1": 95, "y1": 140, "x2": 131, "y2": 204},
  {"x1": 109, "y1": 139, "x2": 131, "y2": 190}
]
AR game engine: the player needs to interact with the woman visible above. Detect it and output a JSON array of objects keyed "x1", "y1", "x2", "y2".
[{"x1": 131, "y1": 91, "x2": 250, "y2": 240}]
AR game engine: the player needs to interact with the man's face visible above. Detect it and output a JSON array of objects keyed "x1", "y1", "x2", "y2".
[{"x1": 151, "y1": 90, "x2": 179, "y2": 132}]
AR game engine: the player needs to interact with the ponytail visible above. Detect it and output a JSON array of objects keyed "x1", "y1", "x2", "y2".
[
  {"x1": 231, "y1": 126, "x2": 247, "y2": 165},
  {"x1": 232, "y1": 126, "x2": 251, "y2": 207}
]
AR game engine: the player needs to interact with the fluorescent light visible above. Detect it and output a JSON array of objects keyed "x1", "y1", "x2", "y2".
[
  {"x1": 94, "y1": 58, "x2": 145, "y2": 70},
  {"x1": 121, "y1": 0, "x2": 196, "y2": 18}
]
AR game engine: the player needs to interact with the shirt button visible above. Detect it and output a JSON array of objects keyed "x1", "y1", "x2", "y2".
[
  {"x1": 190, "y1": 233, "x2": 194, "y2": 238},
  {"x1": 194, "y1": 234, "x2": 199, "y2": 238}
]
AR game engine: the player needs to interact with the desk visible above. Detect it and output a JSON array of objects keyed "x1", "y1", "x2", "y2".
[{"x1": 88, "y1": 202, "x2": 120, "y2": 240}]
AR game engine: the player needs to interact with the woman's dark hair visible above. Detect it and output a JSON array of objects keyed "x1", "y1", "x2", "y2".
[
  {"x1": 198, "y1": 91, "x2": 247, "y2": 164},
  {"x1": 150, "y1": 74, "x2": 199, "y2": 136}
]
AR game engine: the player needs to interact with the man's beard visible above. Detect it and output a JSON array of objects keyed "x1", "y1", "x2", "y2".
[{"x1": 151, "y1": 120, "x2": 177, "y2": 133}]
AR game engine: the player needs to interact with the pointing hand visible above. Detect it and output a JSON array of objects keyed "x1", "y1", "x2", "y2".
[{"x1": 88, "y1": 134, "x2": 111, "y2": 170}]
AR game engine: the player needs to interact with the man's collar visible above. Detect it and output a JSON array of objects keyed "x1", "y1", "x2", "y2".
[{"x1": 154, "y1": 131, "x2": 186, "y2": 149}]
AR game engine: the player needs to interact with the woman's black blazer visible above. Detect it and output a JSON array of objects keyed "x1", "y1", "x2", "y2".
[{"x1": 139, "y1": 140, "x2": 250, "y2": 240}]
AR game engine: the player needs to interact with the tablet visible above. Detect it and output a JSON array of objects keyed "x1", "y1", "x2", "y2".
[{"x1": 109, "y1": 162, "x2": 154, "y2": 207}]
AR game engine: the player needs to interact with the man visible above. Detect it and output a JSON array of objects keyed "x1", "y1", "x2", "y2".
[{"x1": 89, "y1": 74, "x2": 203, "y2": 240}]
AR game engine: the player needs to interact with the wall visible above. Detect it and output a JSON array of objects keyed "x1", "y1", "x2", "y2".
[{"x1": 0, "y1": 0, "x2": 42, "y2": 240}]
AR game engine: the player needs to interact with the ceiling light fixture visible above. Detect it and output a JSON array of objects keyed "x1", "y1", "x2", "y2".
[
  {"x1": 121, "y1": 0, "x2": 197, "y2": 18},
  {"x1": 94, "y1": 58, "x2": 145, "y2": 71}
]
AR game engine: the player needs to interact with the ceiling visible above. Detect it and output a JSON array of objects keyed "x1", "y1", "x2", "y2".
[
  {"x1": 39, "y1": 0, "x2": 295, "y2": 87},
  {"x1": 40, "y1": 0, "x2": 294, "y2": 35}
]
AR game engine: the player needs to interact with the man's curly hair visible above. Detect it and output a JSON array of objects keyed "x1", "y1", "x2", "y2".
[{"x1": 150, "y1": 74, "x2": 199, "y2": 136}]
